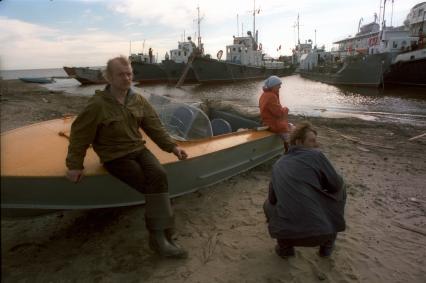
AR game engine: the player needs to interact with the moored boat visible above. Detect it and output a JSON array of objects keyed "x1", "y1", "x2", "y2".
[
  {"x1": 383, "y1": 2, "x2": 426, "y2": 87},
  {"x1": 384, "y1": 49, "x2": 426, "y2": 87},
  {"x1": 299, "y1": 51, "x2": 394, "y2": 87},
  {"x1": 192, "y1": 31, "x2": 295, "y2": 83},
  {"x1": 161, "y1": 37, "x2": 200, "y2": 84},
  {"x1": 191, "y1": 3, "x2": 294, "y2": 84},
  {"x1": 298, "y1": 2, "x2": 417, "y2": 87},
  {"x1": 19, "y1": 77, "x2": 54, "y2": 84},
  {"x1": 1, "y1": 97, "x2": 282, "y2": 217},
  {"x1": 130, "y1": 38, "x2": 200, "y2": 85},
  {"x1": 130, "y1": 51, "x2": 169, "y2": 84},
  {"x1": 63, "y1": 66, "x2": 106, "y2": 85}
]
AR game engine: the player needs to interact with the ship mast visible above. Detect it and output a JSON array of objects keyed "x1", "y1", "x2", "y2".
[
  {"x1": 253, "y1": 0, "x2": 256, "y2": 38},
  {"x1": 297, "y1": 14, "x2": 300, "y2": 45},
  {"x1": 382, "y1": 0, "x2": 387, "y2": 29},
  {"x1": 251, "y1": 0, "x2": 260, "y2": 43},
  {"x1": 196, "y1": 6, "x2": 203, "y2": 49}
]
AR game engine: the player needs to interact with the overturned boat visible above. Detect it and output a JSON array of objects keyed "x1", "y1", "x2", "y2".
[{"x1": 1, "y1": 96, "x2": 282, "y2": 217}]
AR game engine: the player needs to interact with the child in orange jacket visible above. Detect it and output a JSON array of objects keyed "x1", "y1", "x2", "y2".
[{"x1": 259, "y1": 76, "x2": 293, "y2": 153}]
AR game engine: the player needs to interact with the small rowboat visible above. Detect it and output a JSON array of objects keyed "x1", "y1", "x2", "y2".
[
  {"x1": 1, "y1": 98, "x2": 282, "y2": 217},
  {"x1": 19, "y1": 77, "x2": 54, "y2": 84}
]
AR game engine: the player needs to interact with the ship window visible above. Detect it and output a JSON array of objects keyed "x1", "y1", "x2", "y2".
[
  {"x1": 178, "y1": 51, "x2": 181, "y2": 56},
  {"x1": 392, "y1": 41, "x2": 398, "y2": 48},
  {"x1": 233, "y1": 47, "x2": 236, "y2": 51},
  {"x1": 184, "y1": 52, "x2": 187, "y2": 56}
]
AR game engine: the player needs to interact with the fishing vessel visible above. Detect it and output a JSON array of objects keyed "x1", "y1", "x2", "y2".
[
  {"x1": 191, "y1": 3, "x2": 294, "y2": 84},
  {"x1": 192, "y1": 32, "x2": 294, "y2": 83},
  {"x1": 297, "y1": 1, "x2": 421, "y2": 87},
  {"x1": 130, "y1": 52, "x2": 169, "y2": 84},
  {"x1": 131, "y1": 38, "x2": 201, "y2": 85},
  {"x1": 133, "y1": 7, "x2": 204, "y2": 85},
  {"x1": 298, "y1": 19, "x2": 400, "y2": 87},
  {"x1": 1, "y1": 96, "x2": 282, "y2": 217},
  {"x1": 161, "y1": 37, "x2": 200, "y2": 84},
  {"x1": 383, "y1": 2, "x2": 426, "y2": 87}
]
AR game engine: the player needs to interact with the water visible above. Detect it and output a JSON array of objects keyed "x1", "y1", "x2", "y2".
[
  {"x1": 0, "y1": 68, "x2": 68, "y2": 80},
  {"x1": 2, "y1": 68, "x2": 426, "y2": 126}
]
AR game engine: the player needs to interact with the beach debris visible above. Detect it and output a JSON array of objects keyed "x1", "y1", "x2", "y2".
[
  {"x1": 317, "y1": 272, "x2": 327, "y2": 281},
  {"x1": 408, "y1": 133, "x2": 426, "y2": 141},
  {"x1": 356, "y1": 146, "x2": 370, "y2": 152},
  {"x1": 202, "y1": 232, "x2": 219, "y2": 263},
  {"x1": 41, "y1": 97, "x2": 50, "y2": 103},
  {"x1": 392, "y1": 221, "x2": 426, "y2": 237},
  {"x1": 340, "y1": 134, "x2": 394, "y2": 149},
  {"x1": 325, "y1": 127, "x2": 394, "y2": 149},
  {"x1": 408, "y1": 197, "x2": 425, "y2": 203}
]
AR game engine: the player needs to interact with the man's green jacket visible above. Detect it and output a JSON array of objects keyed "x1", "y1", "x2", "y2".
[{"x1": 66, "y1": 87, "x2": 176, "y2": 170}]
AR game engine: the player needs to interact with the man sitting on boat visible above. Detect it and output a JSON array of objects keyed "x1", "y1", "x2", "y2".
[
  {"x1": 65, "y1": 55, "x2": 188, "y2": 259},
  {"x1": 259, "y1": 75, "x2": 293, "y2": 153},
  {"x1": 263, "y1": 122, "x2": 346, "y2": 258}
]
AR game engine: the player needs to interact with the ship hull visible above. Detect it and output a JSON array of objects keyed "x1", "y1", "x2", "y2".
[
  {"x1": 131, "y1": 61, "x2": 168, "y2": 84},
  {"x1": 384, "y1": 50, "x2": 426, "y2": 87},
  {"x1": 192, "y1": 57, "x2": 295, "y2": 83},
  {"x1": 299, "y1": 53, "x2": 394, "y2": 87},
  {"x1": 161, "y1": 60, "x2": 199, "y2": 84},
  {"x1": 63, "y1": 67, "x2": 106, "y2": 85}
]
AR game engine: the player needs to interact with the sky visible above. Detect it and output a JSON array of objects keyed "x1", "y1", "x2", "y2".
[{"x1": 0, "y1": 0, "x2": 422, "y2": 70}]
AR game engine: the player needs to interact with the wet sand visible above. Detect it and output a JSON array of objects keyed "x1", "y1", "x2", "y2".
[{"x1": 1, "y1": 79, "x2": 425, "y2": 282}]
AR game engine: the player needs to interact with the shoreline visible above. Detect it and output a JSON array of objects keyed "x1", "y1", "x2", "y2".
[{"x1": 1, "y1": 80, "x2": 425, "y2": 282}]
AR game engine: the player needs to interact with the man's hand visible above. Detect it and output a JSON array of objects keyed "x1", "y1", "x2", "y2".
[
  {"x1": 66, "y1": 169, "x2": 84, "y2": 183},
  {"x1": 172, "y1": 146, "x2": 188, "y2": 160}
]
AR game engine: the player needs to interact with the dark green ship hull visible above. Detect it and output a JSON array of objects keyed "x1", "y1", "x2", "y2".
[
  {"x1": 299, "y1": 52, "x2": 394, "y2": 87},
  {"x1": 192, "y1": 57, "x2": 295, "y2": 83}
]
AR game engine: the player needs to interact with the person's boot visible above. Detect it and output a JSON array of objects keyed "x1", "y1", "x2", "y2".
[
  {"x1": 145, "y1": 193, "x2": 188, "y2": 259},
  {"x1": 148, "y1": 230, "x2": 188, "y2": 259},
  {"x1": 283, "y1": 141, "x2": 289, "y2": 154},
  {"x1": 275, "y1": 244, "x2": 295, "y2": 258}
]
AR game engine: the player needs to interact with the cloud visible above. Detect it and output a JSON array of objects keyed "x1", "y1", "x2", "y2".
[
  {"x1": 107, "y1": 0, "x2": 306, "y2": 29},
  {"x1": 0, "y1": 17, "x2": 129, "y2": 69}
]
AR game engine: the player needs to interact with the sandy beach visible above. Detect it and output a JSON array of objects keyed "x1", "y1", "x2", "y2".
[{"x1": 1, "y1": 79, "x2": 425, "y2": 283}]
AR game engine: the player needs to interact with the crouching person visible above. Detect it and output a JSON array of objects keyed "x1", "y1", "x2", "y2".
[{"x1": 263, "y1": 122, "x2": 346, "y2": 258}]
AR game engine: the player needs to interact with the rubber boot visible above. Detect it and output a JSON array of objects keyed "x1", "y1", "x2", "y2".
[
  {"x1": 284, "y1": 141, "x2": 289, "y2": 154},
  {"x1": 145, "y1": 193, "x2": 188, "y2": 259}
]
